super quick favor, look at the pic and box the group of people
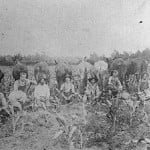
[1,61,150,122]
[0,70,50,115]
[0,68,123,113]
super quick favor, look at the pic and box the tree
[142,48,150,61]
[121,51,130,60]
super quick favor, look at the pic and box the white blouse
[34,84,50,99]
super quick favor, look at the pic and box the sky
[0,0,150,57]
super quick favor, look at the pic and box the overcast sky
[0,0,150,57]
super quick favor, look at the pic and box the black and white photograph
[1,0,150,149]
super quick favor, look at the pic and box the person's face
[65,77,70,83]
[130,75,133,79]
[113,71,118,77]
[40,78,45,85]
[20,73,27,80]
[91,79,96,85]
[143,74,148,79]
[74,76,79,81]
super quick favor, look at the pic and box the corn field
[0,60,150,150]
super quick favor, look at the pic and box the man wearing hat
[85,74,101,102]
[108,70,122,98]
[60,73,75,104]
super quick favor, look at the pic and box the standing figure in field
[73,73,81,94]
[127,74,138,94]
[84,75,101,103]
[34,74,50,109]
[60,73,75,104]
[138,72,150,97]
[0,70,9,123]
[108,70,122,98]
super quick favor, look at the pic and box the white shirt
[60,82,75,93]
[34,84,50,99]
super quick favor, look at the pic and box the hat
[73,73,80,77]
[65,73,72,79]
[88,75,98,83]
[110,70,118,76]
[142,72,149,78]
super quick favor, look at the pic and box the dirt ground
[0,65,81,150]
[0,115,104,150]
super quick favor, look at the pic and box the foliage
[1,49,150,149]
[0,53,81,66]
[12,63,28,80]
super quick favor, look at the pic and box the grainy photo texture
[1,0,150,150]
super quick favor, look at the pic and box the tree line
[0,48,150,66]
